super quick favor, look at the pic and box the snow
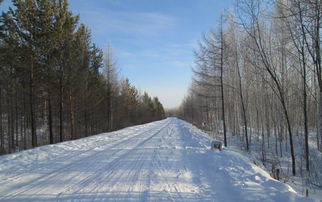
[206,127,322,201]
[0,118,313,201]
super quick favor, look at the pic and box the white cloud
[118,42,195,63]
[165,42,197,49]
[79,10,176,37]
[171,61,192,68]
[119,51,136,57]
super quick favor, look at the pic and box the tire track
[55,120,171,200]
[0,120,170,200]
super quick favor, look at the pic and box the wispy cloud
[119,50,163,58]
[165,42,197,49]
[118,42,194,70]
[119,51,136,57]
[79,10,176,37]
[171,61,192,68]
[119,42,195,58]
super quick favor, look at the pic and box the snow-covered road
[0,118,311,201]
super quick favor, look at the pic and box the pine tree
[0,0,165,154]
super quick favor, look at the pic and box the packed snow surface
[0,118,312,201]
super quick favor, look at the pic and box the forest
[177,0,322,191]
[0,0,165,155]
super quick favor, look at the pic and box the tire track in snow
[54,120,171,200]
[0,120,170,200]
[151,122,184,201]
[0,127,148,184]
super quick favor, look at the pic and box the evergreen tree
[0,0,165,154]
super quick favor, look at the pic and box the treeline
[0,0,165,154]
[178,0,321,179]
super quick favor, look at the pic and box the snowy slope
[0,118,312,201]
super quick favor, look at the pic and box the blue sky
[1,0,235,109]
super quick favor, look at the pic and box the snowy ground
[0,118,313,201]
[205,127,322,201]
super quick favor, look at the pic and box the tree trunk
[281,97,296,176]
[237,59,249,151]
[69,92,75,140]
[274,126,278,155]
[317,93,320,151]
[48,95,54,144]
[106,85,111,131]
[23,89,27,150]
[30,59,37,148]
[59,75,64,142]
[15,86,19,149]
[301,47,309,171]
[220,16,227,147]
[7,85,12,153]
[319,91,322,151]
[10,90,14,152]
[0,87,3,154]
[84,110,88,137]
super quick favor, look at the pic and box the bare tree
[238,0,297,175]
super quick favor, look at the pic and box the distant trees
[117,80,165,128]
[179,0,321,180]
[0,0,165,154]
